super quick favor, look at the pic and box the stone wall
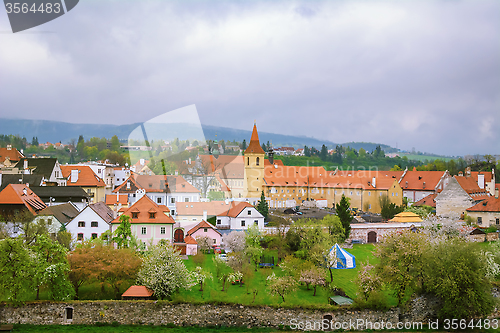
[0,301,402,329]
[435,178,474,218]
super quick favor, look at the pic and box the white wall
[67,207,111,242]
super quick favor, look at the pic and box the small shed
[468,228,486,242]
[121,285,155,300]
[389,212,422,223]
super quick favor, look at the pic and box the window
[91,221,98,227]
[149,212,156,219]
[217,219,221,225]
[213,239,216,244]
[241,220,246,227]
[287,189,289,193]
[254,220,258,225]
[256,157,260,166]
[185,198,189,202]
[496,218,499,225]
[171,198,175,204]
[141,227,147,234]
[171,210,175,215]
[368,192,371,196]
[91,233,97,239]
[350,191,352,195]
[47,218,52,225]
[77,233,83,240]
[204,228,208,232]
[157,197,162,204]
[477,217,482,224]
[132,212,138,219]
[160,227,165,234]
[78,221,85,227]
[368,204,371,210]
[247,157,249,166]
[248,210,251,215]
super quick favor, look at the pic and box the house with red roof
[0,145,24,167]
[399,169,450,204]
[216,201,264,230]
[112,195,175,246]
[0,184,46,217]
[66,202,114,242]
[60,165,106,203]
[186,220,222,246]
[435,175,490,218]
[113,174,200,217]
[413,193,438,208]
[466,194,500,227]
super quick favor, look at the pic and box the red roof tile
[112,195,174,224]
[105,194,128,205]
[219,201,255,217]
[467,197,500,212]
[413,193,437,208]
[0,184,46,214]
[0,147,24,164]
[400,171,447,191]
[122,285,154,297]
[184,235,198,245]
[60,165,105,187]
[187,220,221,236]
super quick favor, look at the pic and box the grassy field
[172,244,384,308]
[35,244,384,307]
[399,153,454,162]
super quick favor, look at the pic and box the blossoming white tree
[136,242,195,299]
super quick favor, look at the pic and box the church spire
[244,123,265,154]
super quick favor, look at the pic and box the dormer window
[149,212,156,219]
[132,212,138,219]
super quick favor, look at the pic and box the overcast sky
[0,0,499,156]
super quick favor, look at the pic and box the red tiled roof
[413,193,437,208]
[122,285,154,297]
[218,201,255,217]
[455,176,488,195]
[244,124,265,154]
[400,171,447,191]
[105,194,128,205]
[60,165,105,187]
[187,220,221,236]
[470,171,493,184]
[184,235,198,245]
[466,197,500,212]
[0,147,24,164]
[112,195,174,224]
[0,184,46,214]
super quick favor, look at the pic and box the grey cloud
[0,0,498,156]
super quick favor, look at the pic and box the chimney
[175,170,178,176]
[23,160,28,170]
[117,191,120,202]
[465,167,471,177]
[372,177,376,188]
[423,182,426,189]
[0,173,2,186]
[6,144,11,150]
[71,169,79,183]
[203,210,207,221]
[189,157,192,165]
[459,171,463,176]
[495,187,499,199]
[140,158,145,166]
[268,147,274,165]
[478,174,485,189]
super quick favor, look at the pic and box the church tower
[243,123,265,200]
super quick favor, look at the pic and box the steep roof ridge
[244,124,265,154]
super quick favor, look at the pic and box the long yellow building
[241,124,403,213]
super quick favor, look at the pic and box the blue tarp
[327,244,356,269]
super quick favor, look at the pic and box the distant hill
[0,117,396,153]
